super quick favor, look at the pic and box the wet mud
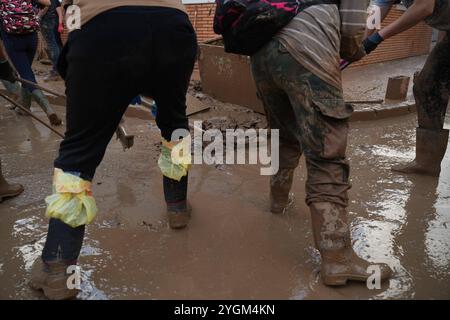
[0,94,449,299]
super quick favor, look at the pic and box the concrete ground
[0,95,449,299]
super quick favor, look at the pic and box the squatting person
[250,0,393,286]
[29,0,197,299]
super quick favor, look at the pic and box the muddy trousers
[41,7,197,262]
[251,40,351,207]
[414,32,450,130]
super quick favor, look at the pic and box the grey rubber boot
[392,128,449,177]
[14,88,32,115]
[31,89,62,126]
[2,80,21,108]
[310,202,392,286]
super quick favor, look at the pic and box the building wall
[352,8,432,67]
[185,2,217,43]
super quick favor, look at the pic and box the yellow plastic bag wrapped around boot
[45,168,98,228]
[158,137,191,181]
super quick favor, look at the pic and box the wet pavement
[342,55,427,102]
[0,101,449,300]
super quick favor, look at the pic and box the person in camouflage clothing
[251,0,393,286]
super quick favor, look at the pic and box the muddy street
[0,103,449,300]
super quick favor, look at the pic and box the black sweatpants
[41,7,196,262]
[54,6,197,179]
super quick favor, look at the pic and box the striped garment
[276,0,369,90]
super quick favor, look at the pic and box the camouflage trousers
[414,32,450,130]
[251,39,352,207]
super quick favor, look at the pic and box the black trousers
[54,6,197,179]
[41,7,196,262]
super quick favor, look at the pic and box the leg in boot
[310,202,392,286]
[30,218,85,300]
[251,51,303,214]
[14,88,32,116]
[1,80,22,108]
[152,33,196,228]
[392,33,450,176]
[30,89,62,126]
[300,111,392,286]
[271,168,295,213]
[271,136,301,213]
[0,158,24,202]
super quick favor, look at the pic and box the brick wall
[352,8,432,67]
[186,3,217,43]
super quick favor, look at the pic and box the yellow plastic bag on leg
[158,137,191,181]
[45,168,98,228]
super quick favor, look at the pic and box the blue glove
[363,32,384,54]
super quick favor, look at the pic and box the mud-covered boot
[270,168,295,214]
[392,128,449,177]
[29,258,79,300]
[31,89,62,126]
[310,202,392,286]
[167,201,191,229]
[163,175,190,229]
[0,159,24,202]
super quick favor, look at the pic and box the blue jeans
[0,31,38,92]
[41,18,62,73]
